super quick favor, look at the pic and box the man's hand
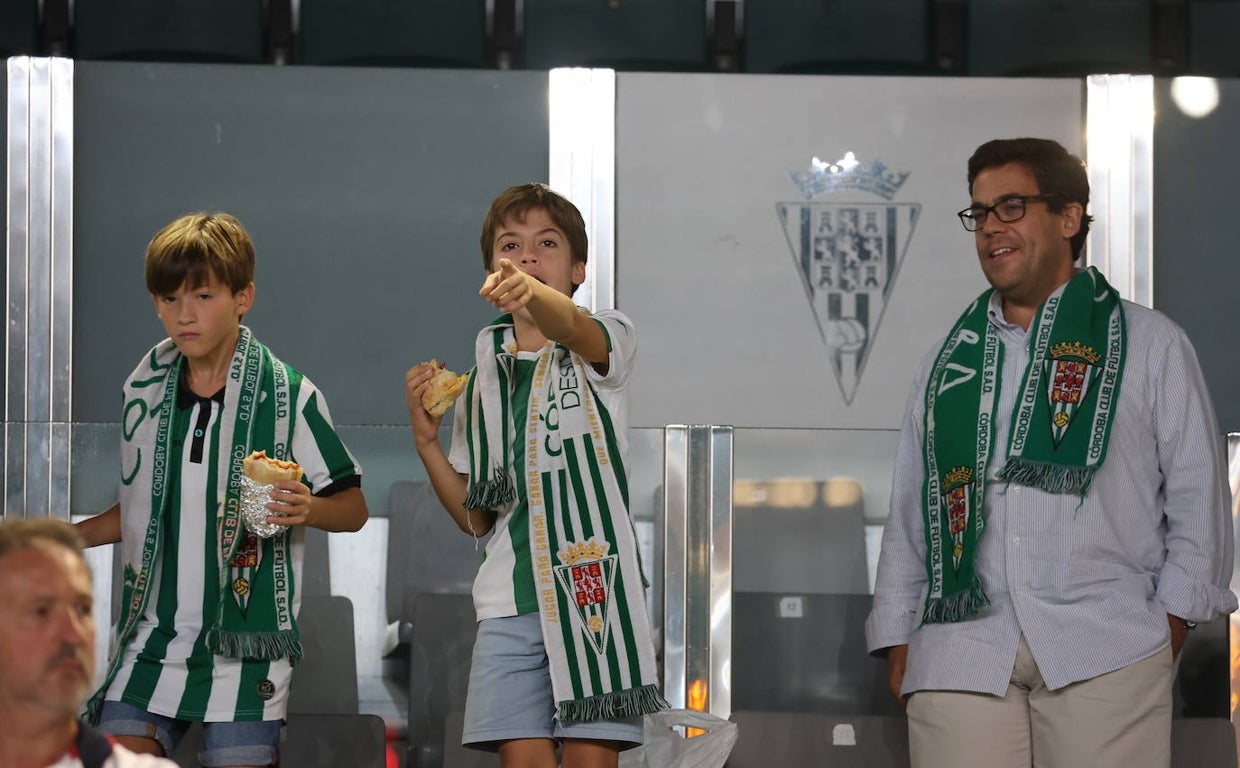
[1168,614,1190,659]
[480,258,538,313]
[885,644,910,709]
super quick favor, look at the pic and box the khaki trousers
[906,638,1173,768]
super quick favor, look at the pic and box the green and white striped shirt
[105,367,361,722]
[449,310,636,621]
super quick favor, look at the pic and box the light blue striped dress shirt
[866,288,1237,696]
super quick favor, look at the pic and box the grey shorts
[462,612,644,751]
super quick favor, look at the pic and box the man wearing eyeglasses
[866,137,1235,768]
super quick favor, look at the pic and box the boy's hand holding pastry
[265,479,313,527]
[240,451,312,534]
[405,359,467,445]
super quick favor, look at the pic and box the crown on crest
[790,152,910,201]
[1050,340,1101,364]
[943,465,973,488]
[558,538,611,565]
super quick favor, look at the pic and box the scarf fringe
[921,579,990,624]
[464,464,515,511]
[557,684,670,725]
[207,628,304,662]
[83,692,104,726]
[997,459,1096,496]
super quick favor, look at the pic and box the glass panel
[730,426,902,717]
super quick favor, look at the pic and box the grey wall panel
[72,62,549,426]
[616,73,1082,429]
[1152,78,1240,431]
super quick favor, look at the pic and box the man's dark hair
[967,138,1093,261]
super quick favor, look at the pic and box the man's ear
[1060,202,1084,240]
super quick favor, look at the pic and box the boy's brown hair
[479,184,588,275]
[145,212,256,296]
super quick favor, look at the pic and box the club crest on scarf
[778,153,920,404]
[1045,340,1101,447]
[941,466,974,571]
[229,532,261,615]
[554,538,618,656]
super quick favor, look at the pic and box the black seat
[299,0,488,68]
[743,0,931,75]
[386,480,481,624]
[442,710,500,767]
[0,0,39,57]
[406,593,478,768]
[522,0,708,71]
[289,594,359,715]
[1171,717,1238,768]
[967,0,1152,77]
[73,0,267,63]
[731,592,898,717]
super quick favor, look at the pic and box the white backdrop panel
[616,74,1082,429]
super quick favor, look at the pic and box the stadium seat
[1171,717,1239,768]
[522,0,708,71]
[299,0,488,68]
[0,0,39,57]
[385,480,480,625]
[406,592,477,768]
[1190,0,1240,76]
[968,0,1152,76]
[289,594,359,714]
[743,0,932,74]
[443,710,501,767]
[73,0,266,63]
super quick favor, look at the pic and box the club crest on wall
[778,153,920,404]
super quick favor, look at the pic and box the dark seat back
[73,0,267,63]
[407,593,478,768]
[386,480,481,623]
[289,594,359,714]
[299,0,488,68]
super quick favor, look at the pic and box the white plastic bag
[619,709,739,768]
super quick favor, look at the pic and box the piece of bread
[242,450,303,485]
[421,359,469,417]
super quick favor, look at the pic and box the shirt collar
[175,359,226,410]
[985,273,1077,331]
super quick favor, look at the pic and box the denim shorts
[98,699,281,767]
[462,612,644,751]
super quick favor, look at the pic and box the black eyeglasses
[957,194,1060,232]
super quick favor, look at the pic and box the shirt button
[1013,486,1023,495]
[1012,536,1021,545]
[1015,588,1026,596]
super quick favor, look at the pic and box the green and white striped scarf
[87,326,301,723]
[464,316,668,725]
[921,267,1126,623]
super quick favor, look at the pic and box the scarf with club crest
[463,314,668,724]
[920,267,1126,623]
[87,326,301,723]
